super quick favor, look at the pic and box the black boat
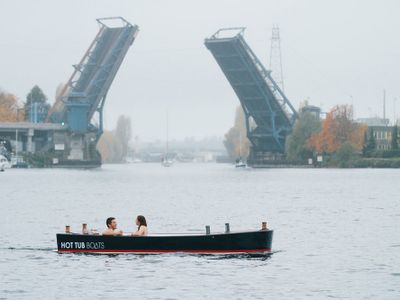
[56,228,273,254]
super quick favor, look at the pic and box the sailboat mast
[166,110,169,157]
[239,131,242,157]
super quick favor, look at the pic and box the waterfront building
[300,105,321,119]
[369,126,393,150]
[357,117,398,151]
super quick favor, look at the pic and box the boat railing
[60,229,271,237]
[62,222,271,236]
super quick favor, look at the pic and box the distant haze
[1,0,399,140]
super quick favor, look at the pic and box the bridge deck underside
[205,37,292,152]
[69,25,138,120]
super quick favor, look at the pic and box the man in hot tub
[102,217,123,236]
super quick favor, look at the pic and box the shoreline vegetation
[250,157,400,168]
[224,103,400,168]
[2,87,400,168]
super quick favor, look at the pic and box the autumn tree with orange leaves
[0,90,24,122]
[307,105,366,153]
[224,106,251,159]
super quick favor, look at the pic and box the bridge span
[205,28,297,165]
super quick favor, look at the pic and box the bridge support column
[27,129,34,153]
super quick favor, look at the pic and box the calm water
[1,164,399,299]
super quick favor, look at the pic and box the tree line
[0,85,49,122]
[287,103,399,166]
[224,102,400,167]
[1,85,132,163]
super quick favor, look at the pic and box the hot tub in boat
[56,229,273,254]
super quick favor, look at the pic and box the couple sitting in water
[102,215,148,236]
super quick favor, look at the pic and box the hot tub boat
[56,226,273,255]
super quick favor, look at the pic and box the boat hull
[56,230,273,254]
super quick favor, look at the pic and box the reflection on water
[1,164,400,299]
[205,252,274,261]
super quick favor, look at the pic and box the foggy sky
[1,0,400,140]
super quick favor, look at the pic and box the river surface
[0,164,399,299]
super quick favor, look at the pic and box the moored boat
[161,158,174,167]
[56,227,273,254]
[235,158,247,168]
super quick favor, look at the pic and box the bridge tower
[205,28,297,166]
[47,17,139,164]
[269,25,284,91]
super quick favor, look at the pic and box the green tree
[286,110,321,161]
[25,85,50,122]
[392,125,398,150]
[336,142,356,167]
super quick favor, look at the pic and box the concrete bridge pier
[27,128,34,153]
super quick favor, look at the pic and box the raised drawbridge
[205,28,297,165]
[48,17,138,136]
[46,17,139,164]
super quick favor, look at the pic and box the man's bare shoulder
[102,229,114,235]
[102,229,123,236]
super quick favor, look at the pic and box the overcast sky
[1,0,399,140]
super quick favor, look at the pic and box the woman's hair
[137,215,147,229]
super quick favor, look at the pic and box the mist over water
[1,164,399,299]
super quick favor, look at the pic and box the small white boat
[235,158,246,168]
[126,157,142,164]
[162,158,173,167]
